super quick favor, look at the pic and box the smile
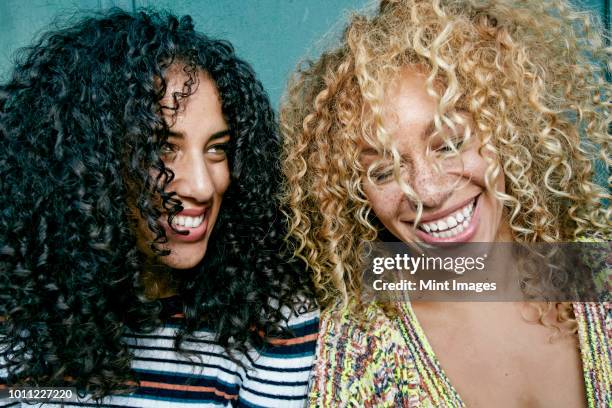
[172,214,205,228]
[165,208,210,242]
[406,194,482,244]
[418,198,475,238]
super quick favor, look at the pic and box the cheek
[465,147,506,193]
[495,170,506,194]
[363,182,401,224]
[454,148,491,188]
[210,162,230,196]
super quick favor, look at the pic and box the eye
[206,142,229,157]
[371,168,393,183]
[435,138,464,153]
[160,142,178,160]
[368,163,405,184]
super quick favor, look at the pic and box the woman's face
[136,68,231,269]
[361,66,511,244]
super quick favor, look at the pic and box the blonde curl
[281,0,611,314]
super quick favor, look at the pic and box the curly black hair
[0,8,313,398]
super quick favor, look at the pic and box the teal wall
[0,0,370,106]
[0,0,609,105]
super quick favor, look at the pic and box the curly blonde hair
[280,0,611,311]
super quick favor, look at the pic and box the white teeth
[416,197,477,237]
[437,220,448,231]
[172,214,204,228]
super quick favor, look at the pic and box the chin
[162,257,204,270]
[161,246,208,269]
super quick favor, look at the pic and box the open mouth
[164,208,210,242]
[171,213,206,229]
[417,197,476,239]
[406,194,481,243]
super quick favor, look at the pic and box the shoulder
[228,303,319,408]
[316,301,402,355]
[309,301,418,407]
[573,302,611,341]
[260,305,319,357]
[573,302,612,407]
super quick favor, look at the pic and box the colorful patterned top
[309,301,611,407]
[308,302,420,407]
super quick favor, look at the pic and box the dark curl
[0,9,313,398]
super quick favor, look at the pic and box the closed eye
[368,163,406,184]
[435,138,464,153]
[371,168,393,183]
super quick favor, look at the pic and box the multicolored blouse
[309,301,611,407]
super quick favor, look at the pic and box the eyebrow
[167,129,231,140]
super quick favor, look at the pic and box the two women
[2,1,610,407]
[281,0,610,406]
[0,10,316,407]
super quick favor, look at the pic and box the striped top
[309,301,611,407]
[1,296,319,408]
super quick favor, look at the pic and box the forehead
[159,66,224,129]
[159,65,209,108]
[381,66,436,131]
[359,66,437,153]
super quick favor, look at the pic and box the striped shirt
[1,296,319,408]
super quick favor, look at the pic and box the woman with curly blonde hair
[281,0,611,406]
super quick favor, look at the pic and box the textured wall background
[0,0,372,105]
[0,0,608,105]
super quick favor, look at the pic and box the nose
[408,157,453,209]
[169,152,214,203]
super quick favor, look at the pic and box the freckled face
[136,69,231,269]
[361,67,511,244]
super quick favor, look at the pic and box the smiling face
[136,68,231,269]
[361,66,512,244]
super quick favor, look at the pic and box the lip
[405,194,480,223]
[177,208,207,217]
[163,208,209,242]
[411,194,481,244]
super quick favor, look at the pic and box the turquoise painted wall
[0,0,370,105]
[0,0,608,105]
[0,0,610,105]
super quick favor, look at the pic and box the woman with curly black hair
[0,8,317,407]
